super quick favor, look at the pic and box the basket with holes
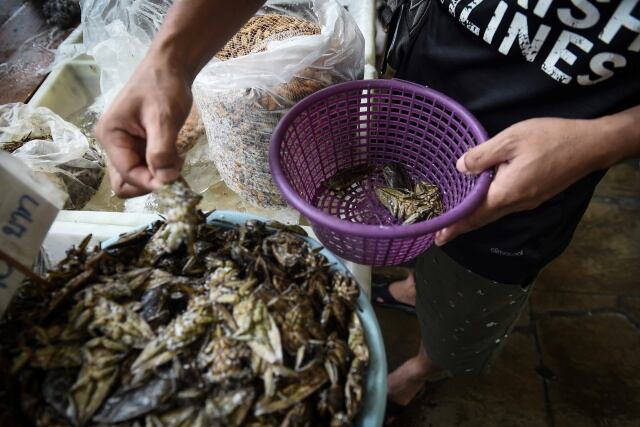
[269,79,493,266]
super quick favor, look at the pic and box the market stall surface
[375,160,640,426]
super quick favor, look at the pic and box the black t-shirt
[397,0,640,284]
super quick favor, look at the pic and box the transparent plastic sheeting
[0,103,105,210]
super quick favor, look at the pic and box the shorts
[415,245,533,376]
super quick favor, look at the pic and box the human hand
[435,117,610,246]
[95,57,193,198]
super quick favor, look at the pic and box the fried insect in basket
[376,163,444,224]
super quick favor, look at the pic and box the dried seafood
[374,163,443,224]
[0,180,369,426]
[376,181,444,224]
[323,162,444,225]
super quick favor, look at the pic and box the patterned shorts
[414,245,533,375]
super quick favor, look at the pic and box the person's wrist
[146,38,198,84]
[584,114,634,170]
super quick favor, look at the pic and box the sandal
[372,281,416,315]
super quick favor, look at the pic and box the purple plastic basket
[269,79,492,266]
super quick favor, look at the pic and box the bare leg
[384,271,417,307]
[385,343,442,423]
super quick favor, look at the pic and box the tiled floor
[375,161,640,426]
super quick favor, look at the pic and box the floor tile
[531,291,617,314]
[595,161,640,199]
[398,332,548,427]
[536,201,640,296]
[537,313,640,426]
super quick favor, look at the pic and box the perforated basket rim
[269,78,493,239]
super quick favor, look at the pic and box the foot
[386,273,416,307]
[387,355,432,408]
[385,347,442,425]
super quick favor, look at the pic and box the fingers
[97,108,183,196]
[457,132,515,175]
[107,165,149,198]
[439,130,522,243]
[142,108,184,188]
[435,184,511,246]
[99,128,156,194]
[94,64,192,197]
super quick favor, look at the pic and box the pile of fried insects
[0,180,369,427]
[327,163,444,225]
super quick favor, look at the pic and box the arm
[435,105,640,246]
[96,0,265,197]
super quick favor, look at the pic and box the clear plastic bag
[193,0,364,207]
[80,0,172,112]
[0,103,105,210]
[50,26,87,71]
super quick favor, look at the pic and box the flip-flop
[372,281,416,315]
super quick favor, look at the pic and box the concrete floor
[374,160,640,427]
[0,1,75,104]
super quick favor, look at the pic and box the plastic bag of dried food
[0,103,105,210]
[193,0,364,207]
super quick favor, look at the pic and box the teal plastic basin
[101,210,387,426]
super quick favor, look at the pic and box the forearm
[146,0,265,82]
[589,105,640,170]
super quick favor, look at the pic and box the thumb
[457,135,513,175]
[144,116,183,187]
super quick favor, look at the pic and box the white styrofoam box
[42,210,160,263]
[28,59,100,121]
